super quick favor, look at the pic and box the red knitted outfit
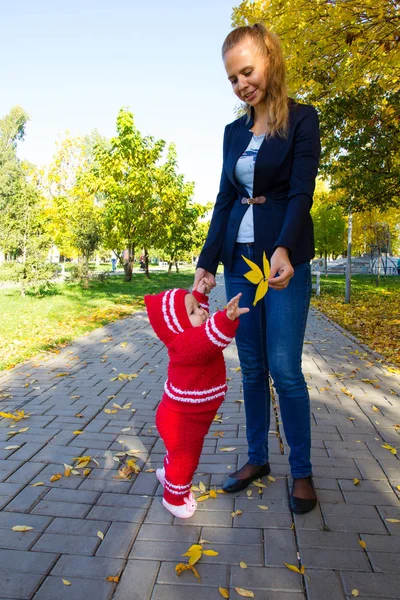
[145,288,238,505]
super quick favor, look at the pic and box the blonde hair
[222,23,289,138]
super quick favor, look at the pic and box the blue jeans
[224,243,312,478]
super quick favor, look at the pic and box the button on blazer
[197,100,321,274]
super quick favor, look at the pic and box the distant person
[397,258,400,275]
[111,257,117,272]
[194,23,320,514]
[145,279,248,518]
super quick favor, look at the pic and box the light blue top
[234,134,265,243]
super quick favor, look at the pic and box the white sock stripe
[210,314,233,343]
[169,289,184,333]
[164,381,226,403]
[205,320,226,348]
[164,478,191,490]
[199,302,208,309]
[168,380,227,396]
[162,290,179,334]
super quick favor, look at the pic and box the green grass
[0,271,195,371]
[311,274,400,366]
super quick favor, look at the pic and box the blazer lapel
[225,120,252,198]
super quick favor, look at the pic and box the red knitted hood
[144,288,192,345]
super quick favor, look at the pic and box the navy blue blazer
[197,100,321,274]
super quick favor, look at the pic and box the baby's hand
[226,293,250,321]
[196,277,212,295]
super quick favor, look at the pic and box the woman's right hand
[193,268,216,291]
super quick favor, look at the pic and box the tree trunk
[144,249,149,278]
[175,261,179,273]
[345,209,352,304]
[168,262,173,274]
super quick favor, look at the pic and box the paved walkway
[0,279,399,600]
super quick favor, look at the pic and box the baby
[145,279,248,518]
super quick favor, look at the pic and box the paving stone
[326,516,387,534]
[360,534,400,552]
[51,555,124,579]
[299,547,371,570]
[157,562,229,587]
[44,488,100,504]
[137,524,200,543]
[151,585,231,599]
[0,548,58,573]
[0,511,51,531]
[112,560,159,600]
[96,492,151,509]
[5,462,46,484]
[340,571,400,598]
[32,532,100,555]
[201,526,262,545]
[0,570,45,599]
[297,530,361,549]
[0,526,41,550]
[46,517,111,537]
[96,522,140,558]
[230,565,303,592]
[368,552,400,573]
[305,569,346,600]
[31,499,90,518]
[34,576,115,600]
[86,505,146,523]
[3,485,50,512]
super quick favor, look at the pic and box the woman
[194,24,320,514]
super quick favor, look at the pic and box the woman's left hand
[268,247,294,290]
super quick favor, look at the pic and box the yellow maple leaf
[242,251,270,306]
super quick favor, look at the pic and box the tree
[40,133,107,260]
[231,1,400,211]
[92,109,166,278]
[232,1,399,100]
[0,107,55,294]
[311,183,346,267]
[150,144,207,272]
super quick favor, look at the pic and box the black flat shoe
[289,476,317,514]
[222,462,271,493]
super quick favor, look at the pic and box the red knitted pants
[155,401,217,506]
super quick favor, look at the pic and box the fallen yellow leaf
[353,478,360,486]
[209,490,217,499]
[240,561,248,568]
[97,531,104,540]
[31,482,45,487]
[219,587,229,599]
[359,540,367,549]
[62,579,72,586]
[106,575,120,583]
[175,563,200,579]
[73,430,84,435]
[196,494,210,502]
[12,525,33,532]
[258,505,269,510]
[203,550,219,556]
[235,587,255,598]
[351,591,359,597]
[386,518,400,523]
[220,447,237,452]
[284,563,305,574]
[50,473,63,482]
[4,445,20,450]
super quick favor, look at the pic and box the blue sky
[1,0,241,204]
